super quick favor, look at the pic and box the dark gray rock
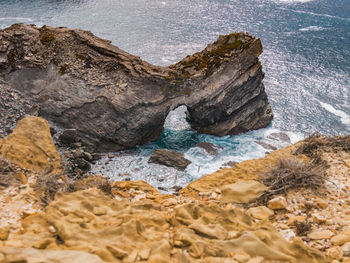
[255,141,278,151]
[148,149,191,171]
[196,142,219,155]
[267,132,291,144]
[0,24,273,152]
[222,161,238,167]
[59,129,77,145]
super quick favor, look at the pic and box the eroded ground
[0,116,349,263]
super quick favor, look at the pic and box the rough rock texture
[0,247,105,263]
[2,189,324,263]
[219,180,267,203]
[196,142,219,155]
[3,118,350,262]
[148,149,191,171]
[0,24,272,152]
[0,116,61,172]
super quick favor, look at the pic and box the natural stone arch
[0,24,273,152]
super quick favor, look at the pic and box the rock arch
[0,24,273,152]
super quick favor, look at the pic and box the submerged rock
[148,149,191,171]
[196,141,220,155]
[268,132,291,144]
[0,24,272,152]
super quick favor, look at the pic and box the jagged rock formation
[2,189,325,263]
[0,24,272,152]
[3,117,350,262]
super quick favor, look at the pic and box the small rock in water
[267,132,291,144]
[195,142,219,155]
[148,149,191,171]
[222,161,238,167]
[255,141,277,151]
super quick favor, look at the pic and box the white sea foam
[319,101,350,125]
[299,26,325,32]
[164,105,191,131]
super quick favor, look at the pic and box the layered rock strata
[0,24,272,152]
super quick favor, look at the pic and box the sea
[1,0,349,192]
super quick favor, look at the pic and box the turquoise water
[1,0,349,192]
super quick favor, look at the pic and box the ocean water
[1,0,349,192]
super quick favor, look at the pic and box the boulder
[0,24,273,152]
[148,149,191,171]
[220,180,266,203]
[267,132,291,144]
[196,142,219,155]
[0,116,61,172]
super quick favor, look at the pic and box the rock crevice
[0,24,273,151]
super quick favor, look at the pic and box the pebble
[268,196,288,210]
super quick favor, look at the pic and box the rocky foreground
[0,24,272,152]
[1,116,350,263]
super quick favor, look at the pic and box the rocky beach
[0,20,349,263]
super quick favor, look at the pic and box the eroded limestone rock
[3,189,325,262]
[0,116,61,172]
[0,24,272,152]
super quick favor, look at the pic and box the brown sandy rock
[220,180,266,203]
[288,215,306,226]
[0,247,105,263]
[3,189,326,262]
[248,206,274,220]
[326,246,343,261]
[342,242,350,257]
[308,230,333,240]
[0,116,61,172]
[331,229,350,246]
[268,196,288,210]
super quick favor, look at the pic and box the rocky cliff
[3,117,350,262]
[0,24,272,152]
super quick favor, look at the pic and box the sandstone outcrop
[0,24,272,152]
[2,189,325,263]
[0,116,61,172]
[2,118,350,262]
